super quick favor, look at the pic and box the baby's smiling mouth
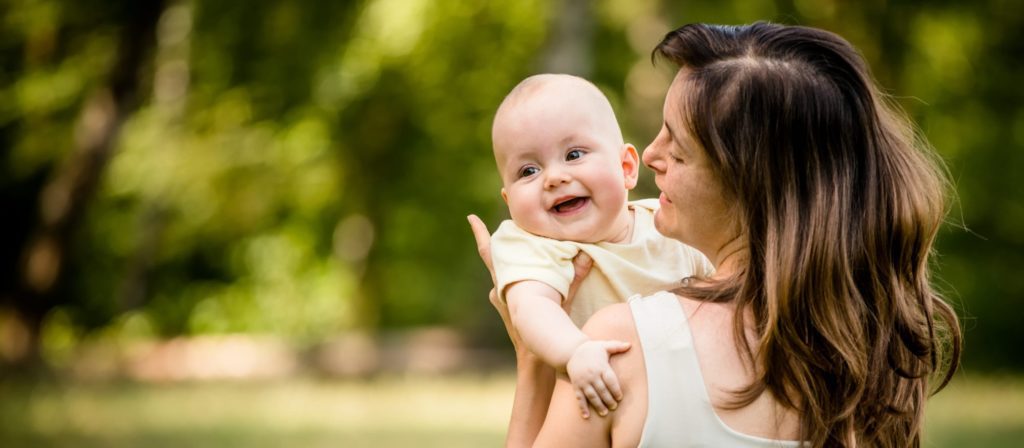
[552,196,590,214]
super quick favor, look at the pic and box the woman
[470,22,961,447]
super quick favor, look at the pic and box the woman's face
[642,70,739,267]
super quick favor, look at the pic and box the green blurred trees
[0,0,1021,371]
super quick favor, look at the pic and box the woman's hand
[466,215,593,352]
[468,214,599,446]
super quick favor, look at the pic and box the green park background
[1,0,1022,446]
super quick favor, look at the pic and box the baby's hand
[566,340,631,418]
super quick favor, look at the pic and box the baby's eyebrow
[558,132,584,147]
[503,152,536,172]
[505,149,537,164]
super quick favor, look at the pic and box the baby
[489,74,712,416]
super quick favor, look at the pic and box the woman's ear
[621,144,640,189]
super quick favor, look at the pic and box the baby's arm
[506,280,630,418]
[506,280,586,367]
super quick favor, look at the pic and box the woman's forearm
[506,350,556,448]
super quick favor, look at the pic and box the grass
[0,373,513,447]
[0,372,1021,447]
[923,373,1024,447]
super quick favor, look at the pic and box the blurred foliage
[0,0,1021,371]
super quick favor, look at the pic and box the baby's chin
[521,223,606,244]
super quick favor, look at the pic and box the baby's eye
[519,166,539,178]
[566,149,584,161]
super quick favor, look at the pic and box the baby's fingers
[574,387,591,419]
[584,384,610,417]
[603,369,624,402]
[594,377,619,411]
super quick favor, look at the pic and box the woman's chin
[652,213,677,240]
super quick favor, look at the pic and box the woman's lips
[659,192,672,205]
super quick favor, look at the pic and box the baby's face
[493,89,637,243]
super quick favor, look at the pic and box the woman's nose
[642,143,663,173]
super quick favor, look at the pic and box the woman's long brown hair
[656,23,961,447]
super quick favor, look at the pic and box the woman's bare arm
[533,303,646,448]
[468,215,595,447]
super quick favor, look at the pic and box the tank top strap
[628,291,803,447]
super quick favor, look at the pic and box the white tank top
[629,291,803,447]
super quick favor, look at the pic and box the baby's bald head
[491,74,624,178]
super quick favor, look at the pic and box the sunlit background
[1,0,1022,446]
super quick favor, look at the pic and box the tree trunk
[541,0,593,76]
[10,1,165,369]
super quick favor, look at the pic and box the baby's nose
[544,167,571,188]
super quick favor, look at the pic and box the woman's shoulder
[580,302,637,341]
[581,291,682,341]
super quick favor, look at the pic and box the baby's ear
[500,188,509,204]
[621,144,639,189]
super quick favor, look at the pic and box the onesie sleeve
[491,220,578,303]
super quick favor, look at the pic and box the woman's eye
[670,149,685,163]
[566,149,583,161]
[519,166,539,178]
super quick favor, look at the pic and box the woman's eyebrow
[665,120,694,156]
[664,121,679,144]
